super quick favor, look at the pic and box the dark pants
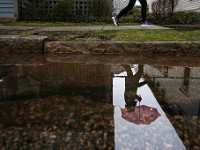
[116,0,147,23]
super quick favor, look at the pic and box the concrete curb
[0,35,200,56]
[0,35,47,53]
[44,41,200,56]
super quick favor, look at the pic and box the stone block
[0,35,47,53]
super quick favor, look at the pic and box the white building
[149,0,200,13]
[175,0,200,12]
[0,0,32,22]
[0,0,18,22]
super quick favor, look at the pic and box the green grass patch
[6,21,110,27]
[3,27,200,41]
[55,30,200,41]
[6,21,136,27]
[113,30,200,41]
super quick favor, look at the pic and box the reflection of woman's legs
[137,65,144,75]
[123,65,133,76]
[138,0,147,22]
[116,0,136,19]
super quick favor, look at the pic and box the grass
[2,22,200,41]
[6,21,136,27]
[50,30,200,41]
[6,21,112,26]
[5,30,200,42]
[113,30,200,41]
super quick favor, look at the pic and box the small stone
[53,125,57,130]
[50,135,56,139]
[164,143,173,148]
[65,137,71,142]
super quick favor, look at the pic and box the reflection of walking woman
[124,65,146,112]
[112,0,149,27]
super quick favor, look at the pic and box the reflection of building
[0,63,113,102]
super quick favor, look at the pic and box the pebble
[50,135,56,139]
[164,143,173,149]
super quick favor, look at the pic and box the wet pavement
[0,54,199,150]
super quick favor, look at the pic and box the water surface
[0,54,199,150]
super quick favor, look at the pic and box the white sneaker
[112,17,119,27]
[141,21,151,27]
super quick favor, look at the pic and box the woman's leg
[116,0,136,19]
[138,0,147,22]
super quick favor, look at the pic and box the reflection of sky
[113,68,186,150]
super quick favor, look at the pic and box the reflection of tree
[123,65,146,111]
[179,67,190,97]
[198,101,200,135]
[183,67,190,92]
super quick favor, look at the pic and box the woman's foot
[141,21,151,27]
[112,17,119,27]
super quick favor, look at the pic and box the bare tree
[152,0,179,17]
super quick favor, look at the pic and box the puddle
[0,54,199,150]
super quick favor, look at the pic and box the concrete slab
[35,26,104,32]
[36,25,171,32]
[0,25,171,32]
[103,25,171,30]
[0,26,37,31]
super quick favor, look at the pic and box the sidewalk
[0,25,171,31]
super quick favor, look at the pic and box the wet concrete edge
[44,41,200,56]
[0,35,200,56]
